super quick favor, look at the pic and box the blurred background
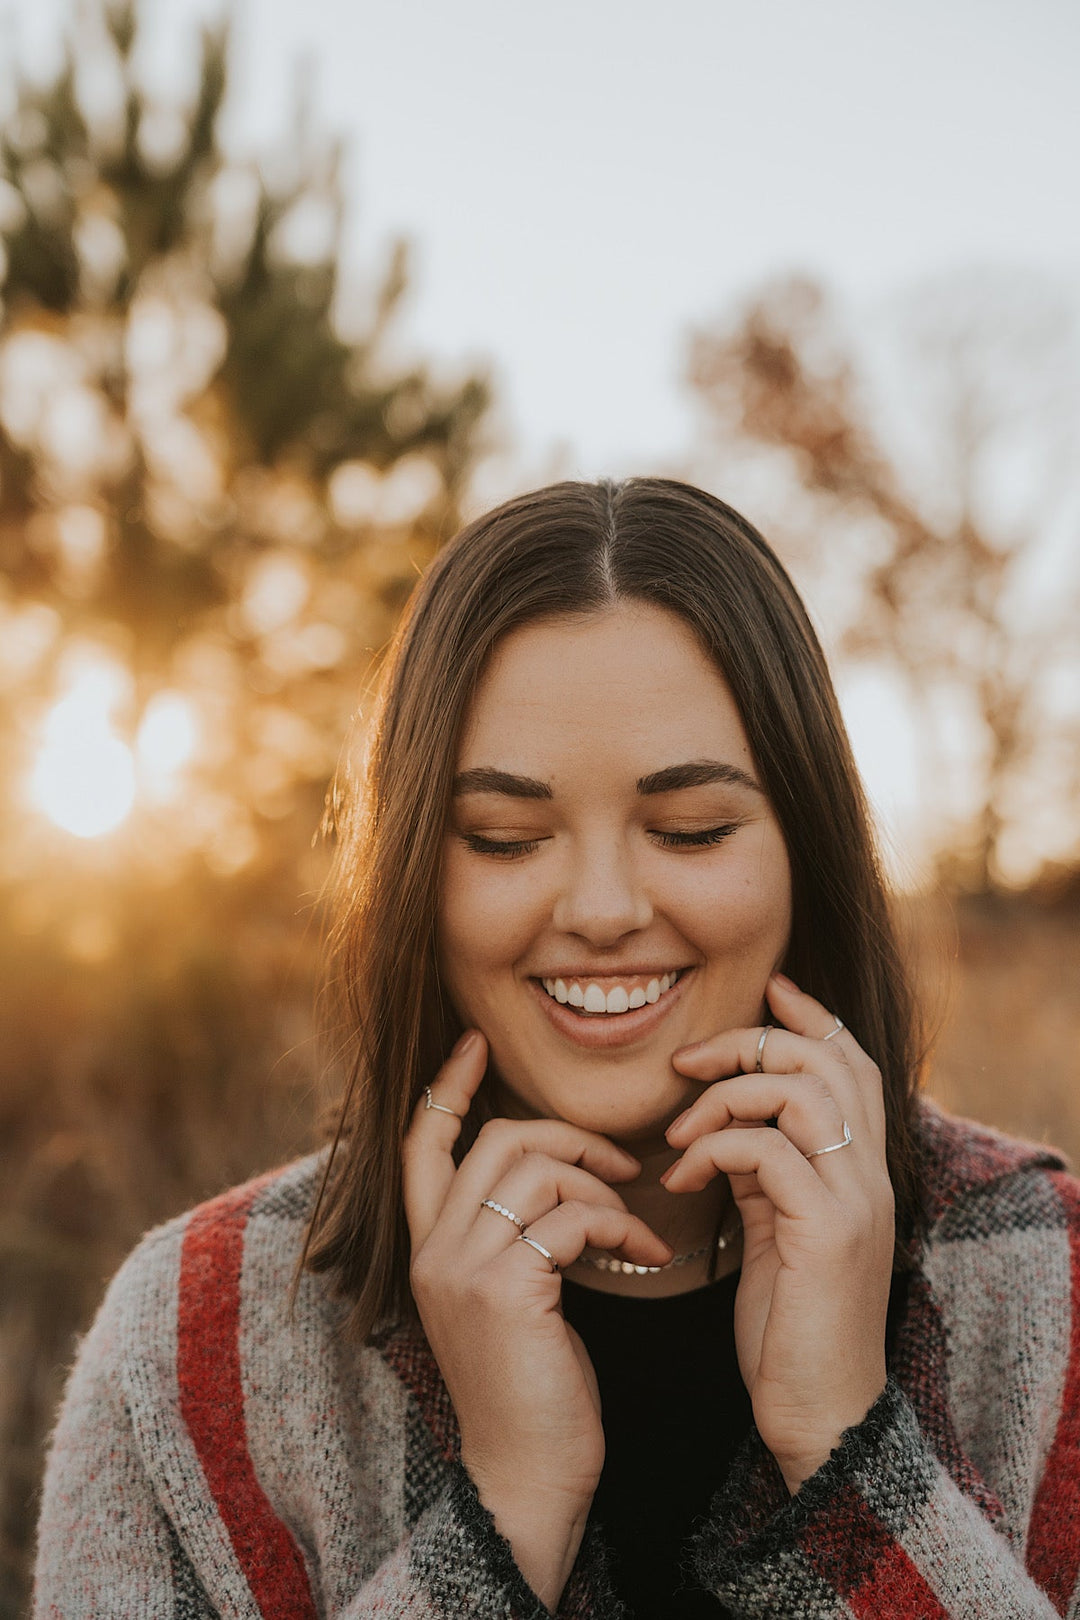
[0,0,1077,1610]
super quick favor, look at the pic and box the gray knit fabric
[33,1102,1080,1618]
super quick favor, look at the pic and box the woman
[35,480,1080,1618]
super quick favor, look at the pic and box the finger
[501,1200,672,1275]
[471,1157,631,1255]
[402,1030,488,1245]
[440,1118,640,1236]
[766,973,885,1133]
[671,1021,852,1085]
[671,999,881,1142]
[662,1124,835,1219]
[665,1073,852,1171]
[672,1023,868,1134]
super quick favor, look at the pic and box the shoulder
[91,1152,329,1372]
[913,1094,1079,1245]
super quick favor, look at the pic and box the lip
[533,966,688,985]
[528,968,692,1050]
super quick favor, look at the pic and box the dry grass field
[0,887,1076,1616]
[915,891,1080,1168]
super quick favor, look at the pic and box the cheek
[437,848,542,1003]
[672,832,791,957]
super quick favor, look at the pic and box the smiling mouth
[538,970,686,1016]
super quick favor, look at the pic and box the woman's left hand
[663,970,895,1494]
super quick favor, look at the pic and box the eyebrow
[451,759,761,799]
[452,767,553,800]
[635,759,762,796]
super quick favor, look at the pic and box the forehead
[459,604,755,772]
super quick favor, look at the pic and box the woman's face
[437,602,793,1147]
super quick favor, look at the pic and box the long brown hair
[304,478,925,1335]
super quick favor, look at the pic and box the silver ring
[822,1016,845,1042]
[755,1025,773,1073]
[480,1198,527,1234]
[424,1085,461,1119]
[805,1119,853,1159]
[518,1235,559,1273]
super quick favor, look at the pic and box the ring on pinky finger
[518,1234,559,1272]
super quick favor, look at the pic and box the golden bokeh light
[26,660,204,839]
[29,664,137,838]
[135,689,199,799]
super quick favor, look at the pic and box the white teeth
[540,971,682,1013]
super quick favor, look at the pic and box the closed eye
[651,823,740,849]
[461,824,741,858]
[460,832,543,859]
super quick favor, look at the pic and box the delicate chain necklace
[574,1211,741,1276]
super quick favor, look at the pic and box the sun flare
[29,663,137,838]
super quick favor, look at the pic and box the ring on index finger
[424,1085,462,1119]
[755,1025,773,1073]
[822,1015,845,1042]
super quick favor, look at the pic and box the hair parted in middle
[304,477,924,1337]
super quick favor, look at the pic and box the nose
[550,835,653,945]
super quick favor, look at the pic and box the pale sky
[5,0,1078,473]
[3,0,1078,877]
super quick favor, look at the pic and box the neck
[564,1138,740,1298]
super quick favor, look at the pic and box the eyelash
[461,824,740,860]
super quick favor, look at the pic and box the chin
[545,1090,687,1150]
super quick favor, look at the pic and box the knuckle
[518,1148,551,1178]
[409,1249,438,1298]
[765,1129,796,1162]
[477,1116,514,1148]
[464,1270,500,1308]
[799,1073,834,1110]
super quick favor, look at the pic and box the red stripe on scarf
[802,1484,950,1619]
[847,1540,951,1619]
[178,1177,318,1620]
[1027,1173,1080,1614]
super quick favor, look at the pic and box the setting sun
[28,663,137,839]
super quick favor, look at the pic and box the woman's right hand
[403,1029,671,1607]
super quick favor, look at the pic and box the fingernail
[666,1109,690,1137]
[452,1029,480,1056]
[771,971,798,991]
[673,1040,705,1058]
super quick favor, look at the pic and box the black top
[562,1270,749,1619]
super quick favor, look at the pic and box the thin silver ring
[480,1198,527,1234]
[424,1085,461,1119]
[518,1235,559,1273]
[755,1025,773,1073]
[822,1016,845,1042]
[805,1119,853,1159]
